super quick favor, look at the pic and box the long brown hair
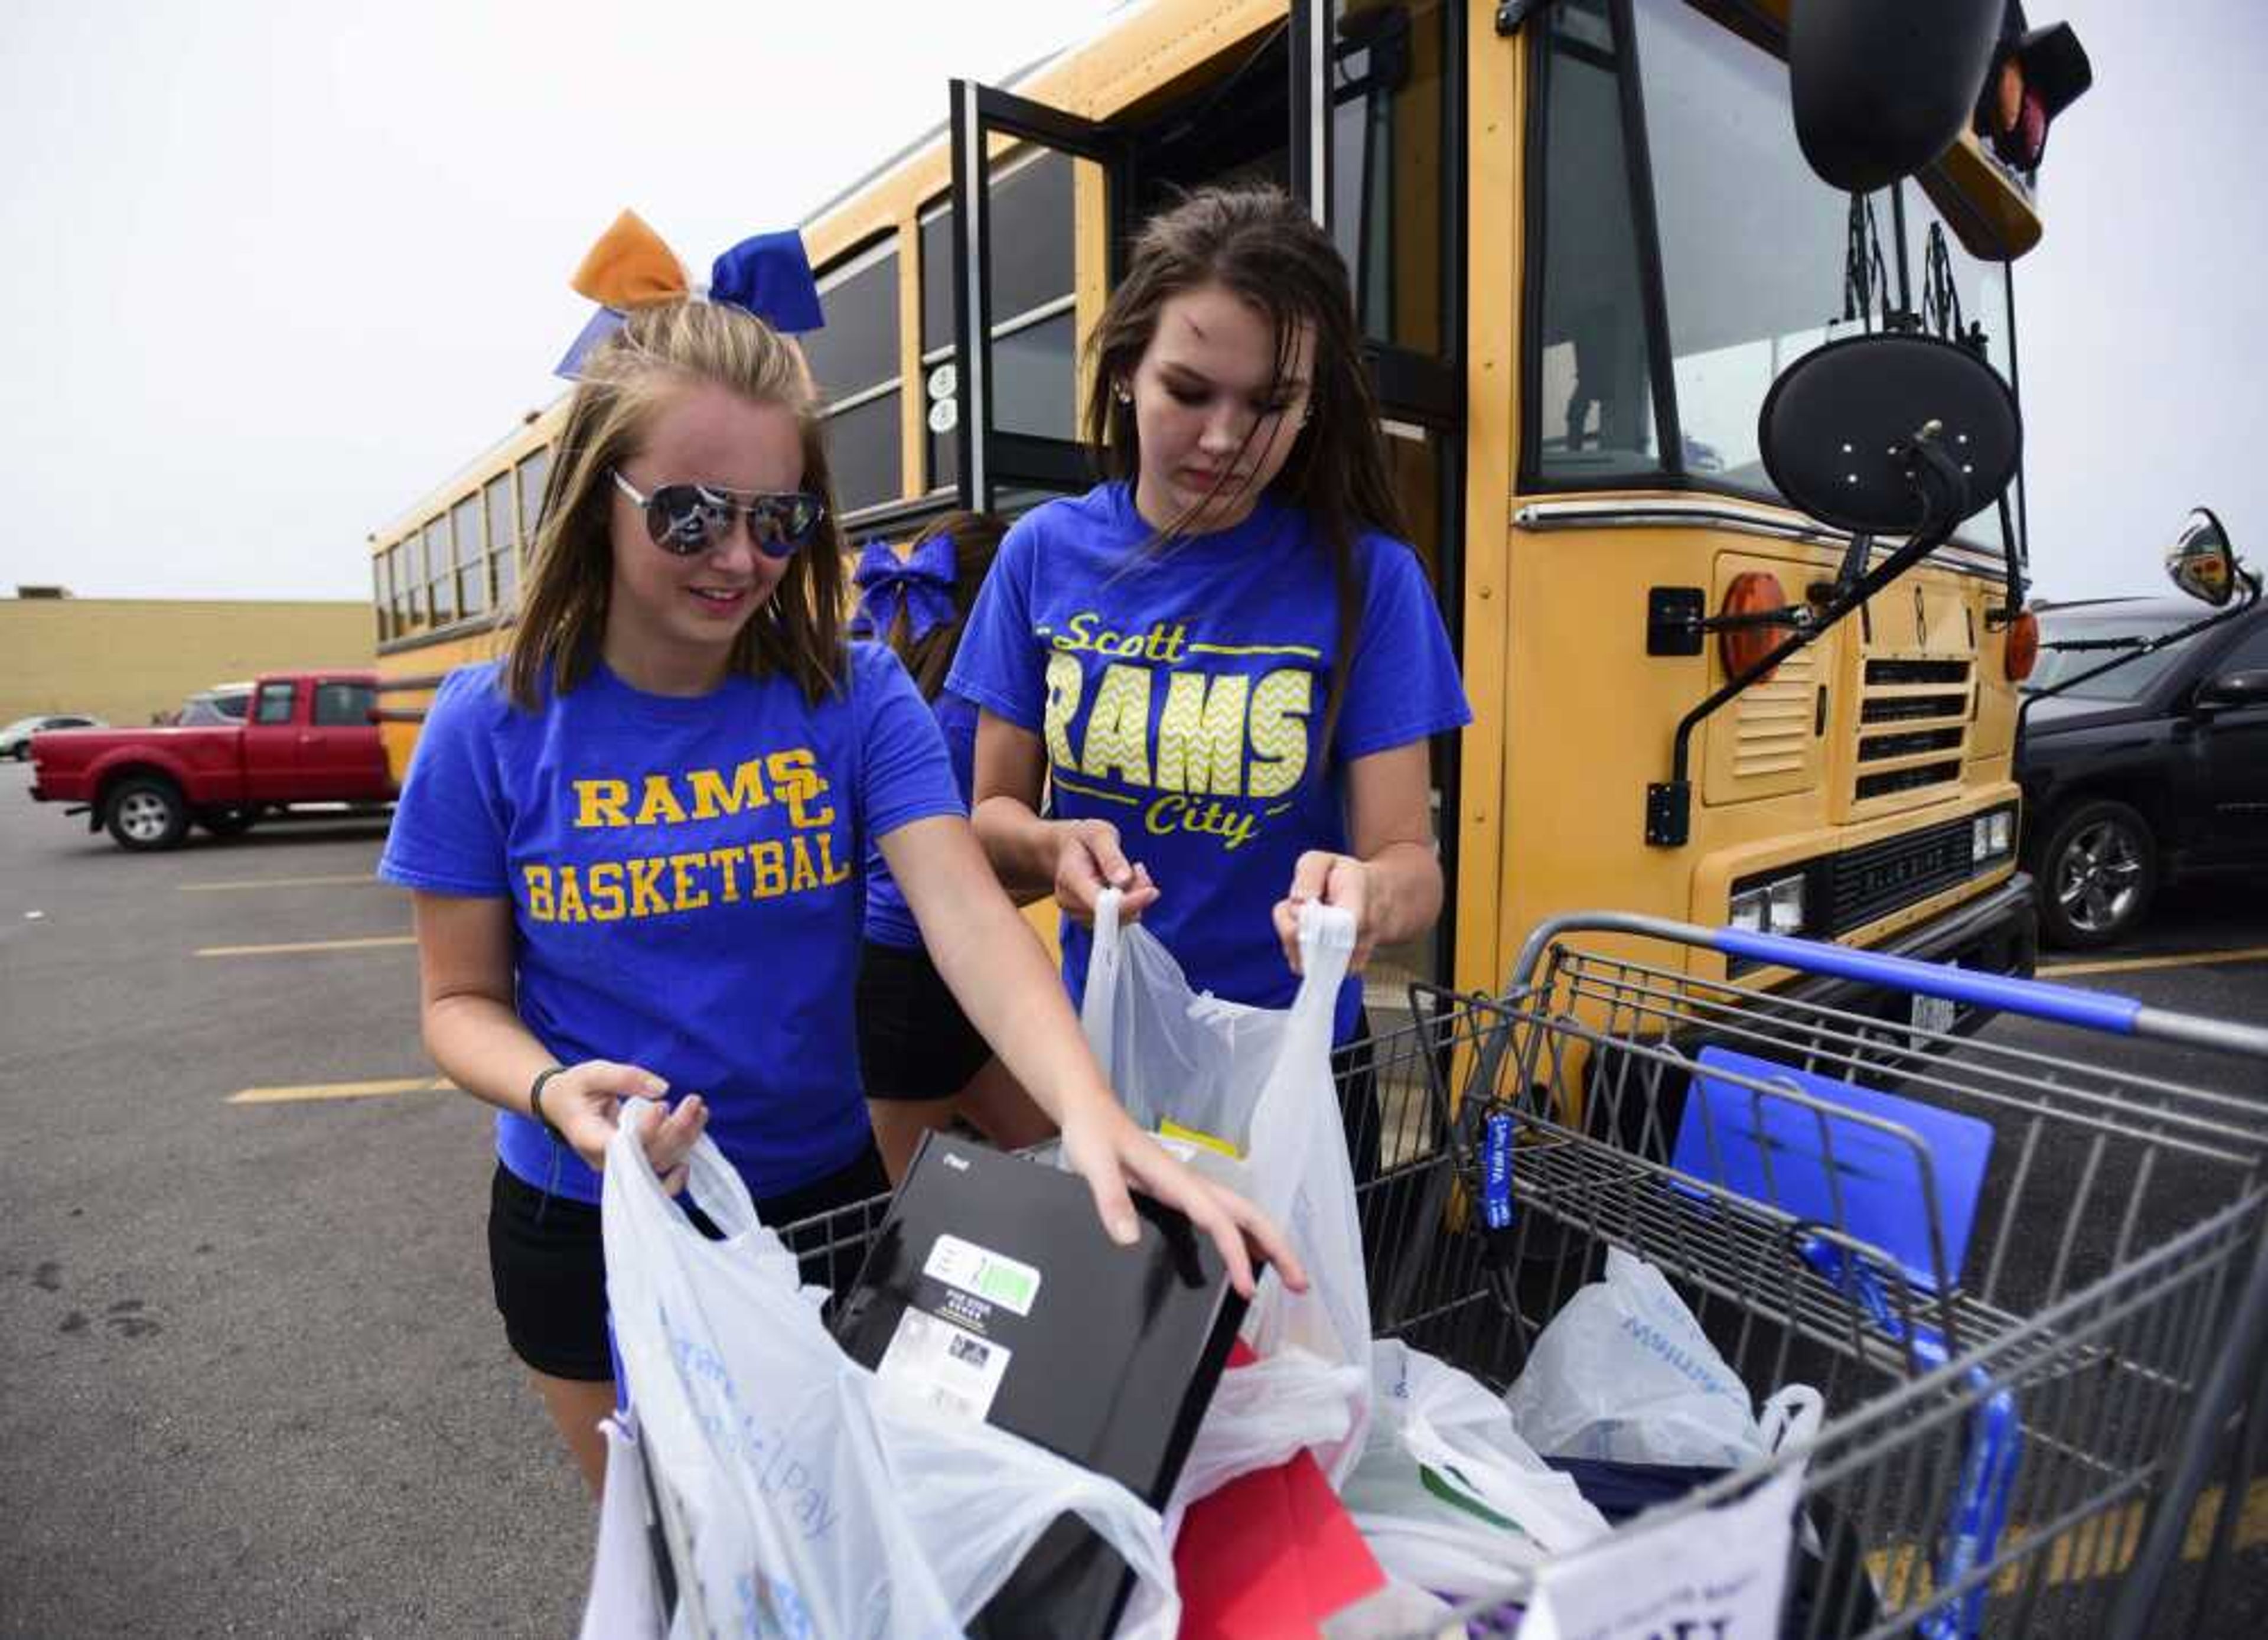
[863,510,1007,701]
[506,300,849,710]
[1082,184,1406,760]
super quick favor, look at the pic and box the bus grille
[1826,815,1976,933]
[1852,658,1972,808]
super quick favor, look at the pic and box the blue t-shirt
[947,482,1471,1042]
[862,686,976,951]
[377,645,960,1204]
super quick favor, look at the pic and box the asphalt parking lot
[1,757,2263,1637]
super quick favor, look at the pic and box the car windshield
[2028,611,2200,699]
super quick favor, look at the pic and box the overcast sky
[2,1,2260,608]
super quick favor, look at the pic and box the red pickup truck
[28,671,397,851]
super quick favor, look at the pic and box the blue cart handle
[1508,912,2268,1056]
[1714,926,2137,1034]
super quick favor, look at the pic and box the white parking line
[195,935,415,957]
[179,874,384,893]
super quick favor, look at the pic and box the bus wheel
[106,777,190,851]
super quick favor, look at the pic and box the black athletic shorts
[855,938,994,1102]
[486,1142,889,1382]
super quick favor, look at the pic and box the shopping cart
[770,913,2268,1638]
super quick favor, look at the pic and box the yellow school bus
[370,0,2060,1027]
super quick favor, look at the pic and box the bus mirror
[2165,509,2249,609]
[1758,331,2020,536]
[1788,0,2002,192]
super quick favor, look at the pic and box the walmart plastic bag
[1081,890,1371,1483]
[600,1102,1179,1639]
[1341,1339,1610,1600]
[1504,1248,1767,1469]
[578,1411,666,1640]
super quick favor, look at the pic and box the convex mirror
[2164,507,2250,608]
[1790,0,2003,191]
[1758,331,2021,536]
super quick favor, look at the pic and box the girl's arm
[881,813,1305,1300]
[409,891,707,1187]
[970,710,1159,922]
[1270,739,1443,974]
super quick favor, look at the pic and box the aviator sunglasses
[611,470,826,559]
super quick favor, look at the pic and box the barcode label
[923,1233,1042,1317]
[875,1308,1012,1422]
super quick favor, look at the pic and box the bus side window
[1530,0,1663,480]
[423,516,455,625]
[1331,0,1452,362]
[919,147,1078,502]
[452,493,489,619]
[804,238,904,520]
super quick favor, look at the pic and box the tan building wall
[0,598,376,727]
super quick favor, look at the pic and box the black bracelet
[527,1066,569,1146]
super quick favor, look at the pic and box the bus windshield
[1534,0,2025,560]
[1634,0,1859,495]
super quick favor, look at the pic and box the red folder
[1172,1343,1387,1639]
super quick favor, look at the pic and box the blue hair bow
[850,534,957,642]
[709,231,824,333]
[553,213,826,380]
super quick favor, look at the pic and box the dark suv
[2018,597,2268,947]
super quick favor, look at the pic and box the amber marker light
[1719,571,1790,681]
[2005,608,2039,682]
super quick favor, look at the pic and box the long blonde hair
[506,300,849,709]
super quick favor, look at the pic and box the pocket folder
[1671,1046,1995,1293]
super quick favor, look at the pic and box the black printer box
[831,1133,1248,1639]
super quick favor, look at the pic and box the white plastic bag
[578,1411,667,1640]
[601,1102,1179,1639]
[1080,890,1372,1483]
[1504,1248,1766,1469]
[1341,1339,1609,1600]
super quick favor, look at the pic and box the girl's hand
[540,1060,708,1195]
[1056,1101,1308,1300]
[1273,850,1375,975]
[1054,819,1161,925]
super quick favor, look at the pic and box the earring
[1113,383,1133,404]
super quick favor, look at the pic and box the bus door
[1301,0,1468,1007]
[945,81,1132,515]
[950,2,1468,1001]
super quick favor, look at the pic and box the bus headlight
[1731,872,1807,935]
[1972,808,2015,863]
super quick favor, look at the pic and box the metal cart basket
[771,913,2268,1638]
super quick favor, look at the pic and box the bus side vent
[1865,659,1970,685]
[1731,646,1817,779]
[1856,760,1965,802]
[1852,657,1972,807]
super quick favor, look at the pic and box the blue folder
[1670,1046,1995,1294]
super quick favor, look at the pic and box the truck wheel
[106,777,190,851]
[197,806,259,837]
[2039,798,2158,951]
